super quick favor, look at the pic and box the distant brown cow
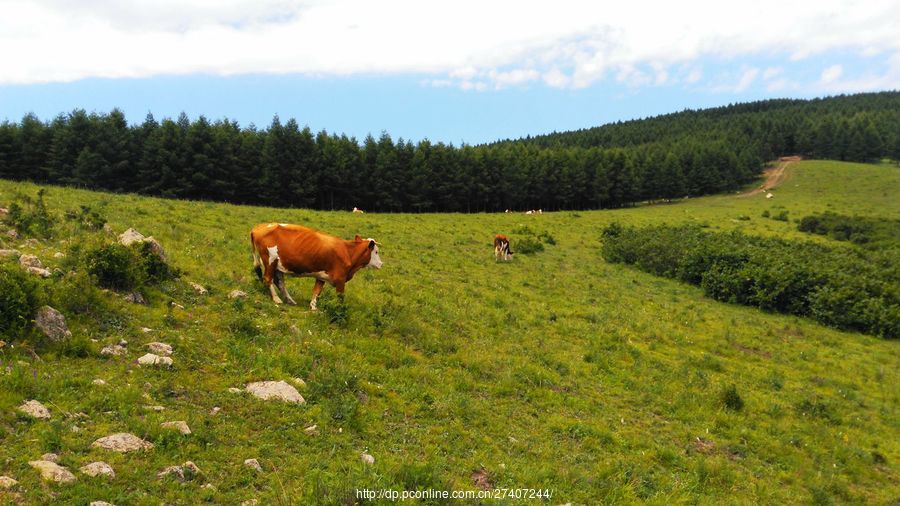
[250,223,382,309]
[494,234,513,261]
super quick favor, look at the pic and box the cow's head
[355,235,383,269]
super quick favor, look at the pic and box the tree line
[0,92,897,212]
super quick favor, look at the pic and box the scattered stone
[124,292,146,304]
[18,399,51,419]
[25,265,52,277]
[92,379,107,386]
[190,282,208,295]
[0,207,7,217]
[6,229,19,240]
[0,476,17,489]
[35,306,72,341]
[144,405,165,412]
[118,339,128,347]
[161,420,191,435]
[23,238,40,248]
[0,248,20,257]
[146,342,173,355]
[143,237,167,260]
[201,483,216,491]
[28,460,75,483]
[92,433,154,453]
[241,500,258,506]
[361,452,375,465]
[243,458,262,472]
[292,377,307,388]
[19,254,43,269]
[53,251,65,259]
[80,462,115,478]
[40,453,59,463]
[100,345,127,357]
[140,327,154,333]
[245,381,305,404]
[157,461,200,481]
[228,289,248,299]
[117,228,146,246]
[102,223,114,235]
[137,353,173,367]
[90,502,116,506]
[303,425,319,436]
[228,387,243,393]
[210,407,221,416]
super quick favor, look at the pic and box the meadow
[0,159,897,504]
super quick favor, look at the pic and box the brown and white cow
[494,234,513,261]
[250,223,382,309]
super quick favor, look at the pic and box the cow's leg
[263,261,283,304]
[309,280,325,311]
[275,271,297,305]
[334,280,346,304]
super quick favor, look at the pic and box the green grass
[0,160,898,504]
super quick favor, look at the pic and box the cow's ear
[354,234,362,241]
[368,240,375,250]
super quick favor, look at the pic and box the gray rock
[6,229,19,240]
[304,425,319,436]
[190,282,208,295]
[18,399,51,419]
[228,387,243,393]
[40,453,59,463]
[146,342,173,355]
[228,289,248,299]
[124,291,146,304]
[100,344,127,357]
[28,460,75,483]
[35,306,71,341]
[243,458,262,472]
[92,433,154,453]
[18,254,43,269]
[117,228,145,246]
[92,379,107,386]
[158,461,200,481]
[160,420,191,435]
[80,461,115,478]
[53,251,65,259]
[91,502,116,506]
[0,476,17,488]
[25,266,52,277]
[0,248,20,257]
[361,452,375,465]
[245,381,305,404]
[137,353,173,367]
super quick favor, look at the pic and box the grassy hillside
[0,160,898,504]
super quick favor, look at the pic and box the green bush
[720,384,745,411]
[771,210,790,222]
[83,243,145,290]
[515,236,545,254]
[0,262,43,340]
[48,270,108,316]
[601,224,899,338]
[64,205,107,231]
[798,212,899,249]
[5,189,55,238]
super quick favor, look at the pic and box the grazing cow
[494,234,513,261]
[250,223,382,309]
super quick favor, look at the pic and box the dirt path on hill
[742,156,800,197]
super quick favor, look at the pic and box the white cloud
[2,0,900,91]
[762,66,782,80]
[816,52,900,92]
[734,67,760,92]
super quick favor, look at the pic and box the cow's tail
[250,231,263,281]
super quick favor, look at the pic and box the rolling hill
[0,159,898,504]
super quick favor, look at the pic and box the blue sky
[1,0,898,145]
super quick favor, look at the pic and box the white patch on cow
[267,245,279,265]
[367,239,383,269]
[266,223,276,228]
[309,297,318,311]
[279,223,288,227]
[298,271,331,282]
